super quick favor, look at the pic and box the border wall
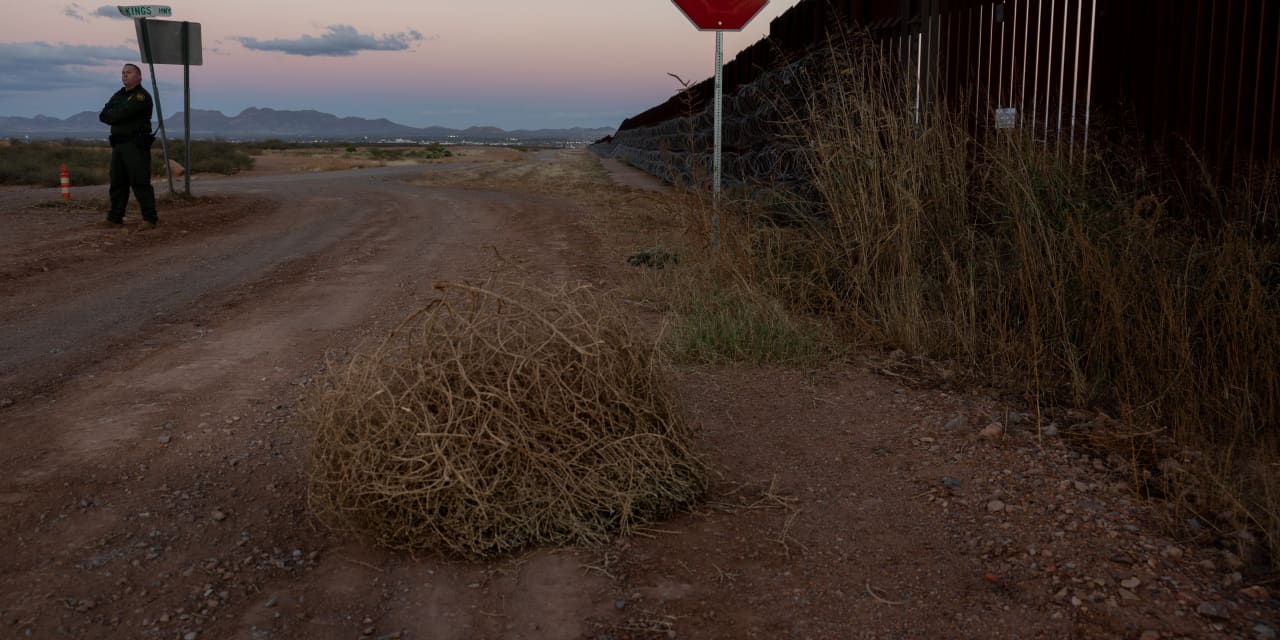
[594,0,1279,188]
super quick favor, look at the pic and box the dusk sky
[1,1,803,131]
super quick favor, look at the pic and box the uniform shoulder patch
[134,93,147,102]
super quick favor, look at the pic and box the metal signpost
[119,6,202,195]
[670,0,768,244]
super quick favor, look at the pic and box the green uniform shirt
[98,85,153,138]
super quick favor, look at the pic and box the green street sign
[117,5,172,18]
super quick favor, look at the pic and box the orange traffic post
[59,164,70,200]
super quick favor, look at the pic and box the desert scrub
[153,139,255,175]
[0,139,111,186]
[365,144,452,161]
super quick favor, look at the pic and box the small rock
[184,633,198,640]
[942,477,962,488]
[979,423,1004,439]
[1221,550,1245,570]
[211,509,227,522]
[986,500,1005,513]
[1161,545,1184,559]
[264,595,278,608]
[1073,480,1090,492]
[158,435,172,444]
[0,398,13,408]
[1240,585,1269,602]
[1041,423,1060,437]
[1255,624,1277,640]
[614,600,627,610]
[1195,601,1230,621]
[944,415,967,430]
[1120,577,1141,589]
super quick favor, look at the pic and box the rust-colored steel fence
[617,0,1279,177]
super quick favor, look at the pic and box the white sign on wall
[996,107,1017,129]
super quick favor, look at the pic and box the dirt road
[0,150,1274,639]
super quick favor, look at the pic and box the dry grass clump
[305,280,707,558]
[822,39,1277,563]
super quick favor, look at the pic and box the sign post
[714,30,722,205]
[181,20,191,195]
[670,0,768,245]
[134,17,173,195]
[119,6,202,196]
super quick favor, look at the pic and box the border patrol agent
[98,63,159,230]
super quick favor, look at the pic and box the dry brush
[304,280,707,558]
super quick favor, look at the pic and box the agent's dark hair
[123,63,142,74]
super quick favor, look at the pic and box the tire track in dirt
[0,167,433,400]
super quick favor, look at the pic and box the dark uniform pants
[108,142,157,223]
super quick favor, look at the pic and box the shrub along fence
[594,1,1280,567]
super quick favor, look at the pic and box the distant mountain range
[0,107,616,142]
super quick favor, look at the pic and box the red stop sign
[672,0,768,31]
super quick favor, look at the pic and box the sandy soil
[0,147,1275,640]
[240,146,527,177]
